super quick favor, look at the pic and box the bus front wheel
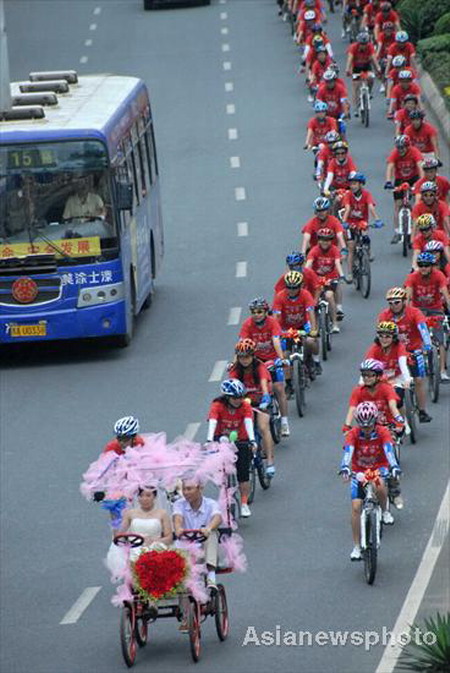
[116,277,136,347]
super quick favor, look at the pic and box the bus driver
[63,174,105,221]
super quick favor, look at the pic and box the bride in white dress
[106,487,173,576]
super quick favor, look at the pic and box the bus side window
[137,136,150,195]
[143,129,154,185]
[116,148,134,214]
[149,124,159,177]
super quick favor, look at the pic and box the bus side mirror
[117,182,133,211]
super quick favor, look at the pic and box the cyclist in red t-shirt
[378,287,433,421]
[386,55,417,99]
[304,100,338,149]
[340,172,382,281]
[345,32,380,111]
[412,214,450,269]
[323,141,357,195]
[340,401,400,560]
[102,416,145,457]
[388,70,421,117]
[228,339,276,476]
[274,250,321,303]
[301,195,346,253]
[240,297,290,437]
[386,30,416,70]
[207,378,256,517]
[305,227,345,332]
[412,183,450,237]
[373,1,400,40]
[394,93,420,135]
[404,110,439,160]
[414,158,450,204]
[365,321,412,402]
[316,70,350,119]
[308,46,333,100]
[385,134,423,241]
[315,130,341,185]
[375,20,395,90]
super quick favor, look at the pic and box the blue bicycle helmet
[114,416,140,437]
[221,378,246,398]
[314,100,328,112]
[313,196,331,212]
[417,252,436,266]
[395,30,409,43]
[286,251,305,267]
[348,171,366,184]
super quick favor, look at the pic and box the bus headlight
[77,282,124,308]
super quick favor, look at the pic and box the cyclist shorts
[408,350,427,378]
[352,64,372,75]
[351,467,389,500]
[346,227,371,243]
[270,364,285,383]
[393,176,418,200]
[235,443,252,483]
[394,386,405,406]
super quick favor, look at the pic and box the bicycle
[317,286,333,361]
[402,379,418,445]
[265,362,283,443]
[353,71,371,127]
[424,317,442,404]
[347,8,362,42]
[392,182,413,257]
[247,427,272,505]
[282,328,309,417]
[353,469,384,585]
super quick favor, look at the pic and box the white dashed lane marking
[236,261,247,277]
[84,39,93,47]
[183,423,201,441]
[228,128,238,140]
[237,221,248,237]
[220,12,228,19]
[89,23,97,31]
[222,44,230,52]
[223,61,232,71]
[209,361,228,382]
[93,6,101,15]
[230,156,241,168]
[235,187,246,201]
[225,82,234,92]
[228,307,242,325]
[80,56,89,64]
[221,27,229,35]
[226,103,236,115]
[60,587,101,625]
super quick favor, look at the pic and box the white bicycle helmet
[114,416,140,437]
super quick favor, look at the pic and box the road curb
[417,63,450,147]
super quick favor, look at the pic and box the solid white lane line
[93,6,101,15]
[84,39,93,47]
[236,261,247,277]
[230,156,241,168]
[225,82,234,92]
[237,221,248,237]
[209,360,228,382]
[183,423,201,441]
[223,61,232,71]
[222,43,230,52]
[226,103,236,115]
[219,0,227,4]
[60,587,101,625]
[228,307,242,325]
[80,56,89,64]
[235,187,246,201]
[89,23,97,31]
[220,12,228,19]
[228,128,238,140]
[375,480,450,673]
[221,27,229,35]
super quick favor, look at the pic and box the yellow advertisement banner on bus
[0,237,101,260]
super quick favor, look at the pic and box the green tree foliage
[434,12,450,35]
[417,33,450,55]
[397,613,450,673]
[397,0,450,42]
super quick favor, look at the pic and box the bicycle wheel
[269,397,281,444]
[319,307,328,361]
[363,509,378,585]
[134,611,148,648]
[214,585,229,641]
[400,210,410,257]
[256,455,271,490]
[188,599,201,663]
[428,345,440,403]
[362,90,369,127]
[120,603,137,668]
[292,359,306,417]
[247,460,256,505]
[353,254,361,291]
[326,309,333,351]
[404,388,417,444]
[360,248,371,298]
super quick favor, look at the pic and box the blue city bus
[0,72,163,346]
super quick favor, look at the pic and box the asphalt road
[1,2,449,673]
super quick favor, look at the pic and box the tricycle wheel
[214,584,229,641]
[188,599,201,662]
[134,611,148,648]
[120,603,137,667]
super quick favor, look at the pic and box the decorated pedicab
[80,433,247,666]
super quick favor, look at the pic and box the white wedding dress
[106,516,163,579]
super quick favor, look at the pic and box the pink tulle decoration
[111,582,133,607]
[220,534,247,573]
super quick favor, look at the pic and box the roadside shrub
[420,50,450,111]
[434,12,450,35]
[397,0,450,42]
[417,33,450,56]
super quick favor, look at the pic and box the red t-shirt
[208,399,254,442]
[307,115,338,146]
[346,425,392,471]
[404,122,437,154]
[349,382,399,426]
[414,176,450,202]
[240,315,282,362]
[327,156,357,189]
[365,342,409,381]
[272,288,315,330]
[387,41,415,65]
[412,229,449,251]
[412,199,449,232]
[395,107,413,135]
[228,361,272,406]
[386,146,423,181]
[375,9,399,29]
[103,436,145,456]
[347,42,375,69]
[311,55,333,83]
[377,30,396,59]
[274,267,320,299]
[342,188,375,225]
[405,269,447,311]
[390,82,421,111]
[316,81,348,118]
[302,214,343,247]
[387,66,417,88]
[307,243,340,280]
[316,144,334,178]
[378,305,427,352]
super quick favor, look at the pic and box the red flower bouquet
[132,549,189,602]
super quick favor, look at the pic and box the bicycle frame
[357,471,382,550]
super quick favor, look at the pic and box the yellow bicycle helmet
[284,271,304,289]
[416,213,436,230]
[377,321,399,337]
[386,287,407,301]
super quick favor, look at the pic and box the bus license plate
[10,324,47,337]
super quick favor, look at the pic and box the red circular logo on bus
[12,277,38,304]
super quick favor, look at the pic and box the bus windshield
[0,140,118,264]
